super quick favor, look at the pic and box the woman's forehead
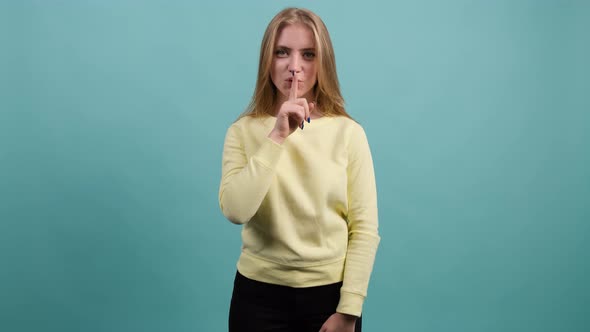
[275,23,315,48]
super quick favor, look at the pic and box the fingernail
[300,121,304,130]
[307,117,311,123]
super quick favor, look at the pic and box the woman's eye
[275,49,288,57]
[303,52,316,60]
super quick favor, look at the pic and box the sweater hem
[237,251,345,288]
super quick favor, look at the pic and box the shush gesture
[224,8,378,332]
[268,70,314,144]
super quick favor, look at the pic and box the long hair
[239,8,352,120]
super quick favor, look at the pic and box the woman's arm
[218,124,284,224]
[336,124,381,317]
[220,75,311,224]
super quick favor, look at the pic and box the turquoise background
[1,0,589,331]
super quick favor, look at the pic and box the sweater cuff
[336,291,365,317]
[254,137,283,169]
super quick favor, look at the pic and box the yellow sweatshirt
[219,115,380,317]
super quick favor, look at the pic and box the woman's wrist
[268,130,286,144]
[336,312,358,322]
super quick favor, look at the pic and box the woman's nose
[288,55,301,73]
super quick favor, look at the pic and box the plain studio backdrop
[1,1,588,331]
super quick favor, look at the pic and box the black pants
[229,271,362,332]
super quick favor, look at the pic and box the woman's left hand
[319,312,357,332]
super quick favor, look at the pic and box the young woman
[219,7,380,332]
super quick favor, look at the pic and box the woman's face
[271,23,318,103]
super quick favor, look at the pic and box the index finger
[289,71,298,100]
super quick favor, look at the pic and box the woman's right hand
[268,72,314,144]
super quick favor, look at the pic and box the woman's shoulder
[323,115,366,134]
[226,115,274,135]
[231,114,273,126]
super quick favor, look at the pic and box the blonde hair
[239,7,352,120]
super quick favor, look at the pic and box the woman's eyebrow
[276,45,316,51]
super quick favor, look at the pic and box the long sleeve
[336,124,381,317]
[219,123,284,224]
